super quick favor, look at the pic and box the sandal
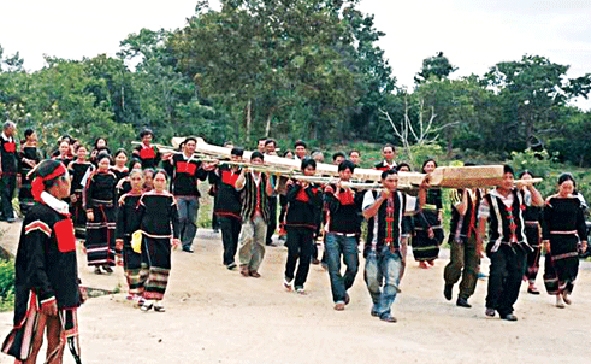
[240,265,249,277]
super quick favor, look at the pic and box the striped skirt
[543,234,580,295]
[85,204,116,266]
[141,235,172,301]
[122,236,145,296]
[71,190,87,239]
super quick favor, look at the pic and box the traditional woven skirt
[524,224,541,281]
[141,235,172,301]
[70,190,87,239]
[85,203,116,266]
[18,179,35,216]
[543,234,580,295]
[123,235,145,295]
[413,228,443,262]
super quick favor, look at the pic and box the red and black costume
[17,146,41,215]
[69,161,95,239]
[2,166,82,363]
[84,170,118,267]
[137,191,179,301]
[209,165,242,266]
[0,132,18,220]
[170,153,208,250]
[132,144,161,170]
[117,191,145,297]
[283,181,322,289]
[542,196,586,296]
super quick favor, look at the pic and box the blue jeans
[364,246,402,319]
[177,197,199,249]
[325,233,359,304]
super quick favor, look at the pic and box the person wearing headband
[2,159,84,364]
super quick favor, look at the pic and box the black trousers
[212,195,220,230]
[284,228,315,288]
[219,216,242,266]
[266,196,278,245]
[0,174,16,219]
[485,244,526,317]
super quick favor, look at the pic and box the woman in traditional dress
[137,169,179,312]
[17,129,41,215]
[84,153,118,275]
[542,173,587,308]
[69,145,95,239]
[142,168,155,192]
[111,149,130,198]
[413,159,443,269]
[519,171,544,294]
[117,158,143,195]
[89,137,110,166]
[116,169,146,304]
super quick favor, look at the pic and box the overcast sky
[1,0,590,108]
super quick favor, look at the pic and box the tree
[414,52,458,84]
[485,54,591,149]
[171,0,366,143]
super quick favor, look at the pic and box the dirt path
[0,221,590,364]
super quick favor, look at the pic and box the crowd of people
[0,119,589,362]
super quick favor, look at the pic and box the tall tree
[414,52,458,84]
[485,54,591,149]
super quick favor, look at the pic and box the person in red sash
[2,159,84,364]
[132,129,161,170]
[0,121,19,223]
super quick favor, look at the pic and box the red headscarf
[30,163,67,202]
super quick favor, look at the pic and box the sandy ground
[0,221,590,364]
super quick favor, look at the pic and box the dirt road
[0,221,589,364]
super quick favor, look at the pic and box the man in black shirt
[0,121,18,222]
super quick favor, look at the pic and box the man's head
[383,143,395,162]
[311,151,324,163]
[58,140,70,156]
[265,139,277,154]
[500,164,515,190]
[338,160,355,181]
[140,129,154,144]
[301,158,316,177]
[184,137,197,155]
[396,163,410,172]
[250,151,265,165]
[349,150,361,166]
[76,145,87,160]
[294,140,307,159]
[257,138,267,153]
[381,169,398,191]
[32,159,71,200]
[230,147,244,162]
[3,121,16,137]
[332,152,345,165]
